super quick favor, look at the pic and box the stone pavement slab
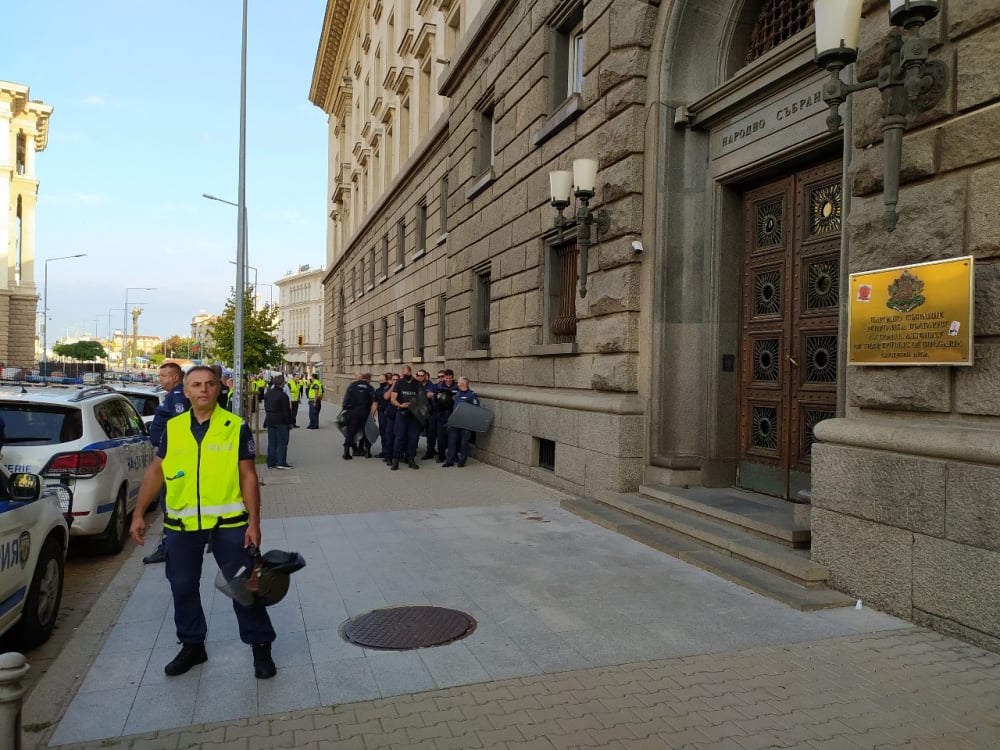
[22,412,1000,749]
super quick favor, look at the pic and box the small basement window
[538,438,555,471]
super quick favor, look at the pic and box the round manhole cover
[342,606,477,650]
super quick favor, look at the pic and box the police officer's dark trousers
[343,408,368,449]
[377,407,390,456]
[383,408,397,461]
[308,399,321,428]
[434,412,450,456]
[447,426,473,464]
[393,411,421,459]
[165,526,275,646]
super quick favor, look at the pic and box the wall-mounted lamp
[548,158,609,297]
[814,0,948,232]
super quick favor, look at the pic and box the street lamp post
[124,287,155,370]
[227,260,257,293]
[42,254,86,374]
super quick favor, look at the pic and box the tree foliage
[163,336,198,359]
[53,340,108,362]
[207,288,285,373]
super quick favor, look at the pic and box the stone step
[639,483,811,547]
[561,497,853,611]
[594,490,828,583]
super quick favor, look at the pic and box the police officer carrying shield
[341,372,373,460]
[389,365,422,470]
[443,376,480,468]
[428,369,457,462]
[130,365,276,679]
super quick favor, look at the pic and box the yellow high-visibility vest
[161,408,248,532]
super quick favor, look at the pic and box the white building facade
[276,264,325,373]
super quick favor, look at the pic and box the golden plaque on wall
[848,256,974,366]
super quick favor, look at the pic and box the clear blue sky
[4,1,329,343]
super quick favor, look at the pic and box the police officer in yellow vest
[288,373,303,428]
[130,365,277,680]
[306,373,324,429]
[250,373,267,414]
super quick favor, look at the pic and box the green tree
[208,288,285,373]
[53,340,108,362]
[163,335,197,359]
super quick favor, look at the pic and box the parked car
[113,385,165,428]
[0,385,154,554]
[0,468,71,649]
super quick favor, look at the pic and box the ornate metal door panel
[738,160,842,499]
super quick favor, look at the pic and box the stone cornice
[309,0,353,111]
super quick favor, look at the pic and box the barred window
[745,0,813,65]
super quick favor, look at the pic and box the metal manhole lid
[342,605,476,650]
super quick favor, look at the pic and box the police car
[0,385,154,554]
[113,385,165,428]
[0,468,71,649]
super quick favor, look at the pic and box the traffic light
[297,334,304,346]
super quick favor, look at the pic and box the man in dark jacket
[263,375,294,469]
[341,372,373,460]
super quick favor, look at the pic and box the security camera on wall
[631,239,644,255]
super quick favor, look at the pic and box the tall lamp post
[124,287,155,369]
[204,190,250,417]
[227,259,257,292]
[42,253,86,374]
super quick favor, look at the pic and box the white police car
[0,385,154,554]
[113,385,165,428]
[0,468,71,649]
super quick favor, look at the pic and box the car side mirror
[9,472,41,502]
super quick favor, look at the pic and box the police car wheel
[11,537,64,650]
[99,488,128,555]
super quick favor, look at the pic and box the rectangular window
[473,267,491,350]
[369,247,376,288]
[546,239,579,344]
[477,107,495,176]
[438,294,447,355]
[439,176,449,236]
[538,438,556,471]
[368,322,375,361]
[547,2,585,110]
[396,219,406,269]
[381,317,389,360]
[416,200,427,256]
[382,234,390,279]
[395,311,405,359]
[357,261,364,297]
[415,304,426,359]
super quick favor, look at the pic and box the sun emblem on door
[886,269,926,313]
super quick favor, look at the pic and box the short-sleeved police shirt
[156,410,255,461]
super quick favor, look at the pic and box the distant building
[275,264,325,373]
[190,311,217,359]
[1,80,52,367]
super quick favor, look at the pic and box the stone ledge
[814,416,1000,465]
[477,382,642,415]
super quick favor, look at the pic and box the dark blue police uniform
[446,388,480,467]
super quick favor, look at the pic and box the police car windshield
[0,405,83,445]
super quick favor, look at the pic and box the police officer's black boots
[391,457,399,470]
[343,446,352,460]
[407,456,419,470]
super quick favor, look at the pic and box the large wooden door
[738,160,842,499]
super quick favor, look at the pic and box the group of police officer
[340,365,480,470]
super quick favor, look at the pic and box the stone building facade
[310,0,1000,649]
[1,81,51,368]
[276,264,326,373]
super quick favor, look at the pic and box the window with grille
[415,304,426,359]
[538,439,556,471]
[473,268,491,350]
[546,239,578,343]
[745,0,813,65]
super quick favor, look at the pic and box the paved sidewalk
[22,408,1000,749]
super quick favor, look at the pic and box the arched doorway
[647,0,843,500]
